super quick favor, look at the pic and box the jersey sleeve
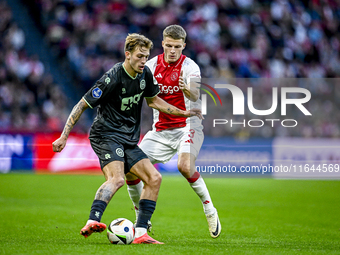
[83,71,117,109]
[184,59,201,84]
[144,66,159,98]
[145,56,157,75]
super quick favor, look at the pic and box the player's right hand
[52,136,67,152]
[189,108,204,120]
[179,70,188,92]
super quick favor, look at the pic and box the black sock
[135,199,156,229]
[89,200,107,222]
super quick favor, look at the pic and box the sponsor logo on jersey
[105,154,111,159]
[121,91,144,111]
[170,72,179,81]
[116,148,124,157]
[140,79,146,90]
[158,84,180,94]
[155,73,162,78]
[92,87,102,98]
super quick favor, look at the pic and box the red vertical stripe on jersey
[154,54,187,131]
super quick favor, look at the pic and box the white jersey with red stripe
[146,53,202,131]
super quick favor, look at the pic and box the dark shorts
[90,137,148,174]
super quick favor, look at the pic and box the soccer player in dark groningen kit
[52,33,202,244]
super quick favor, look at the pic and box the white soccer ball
[107,218,135,245]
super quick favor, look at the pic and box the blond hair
[124,33,153,52]
[163,25,187,42]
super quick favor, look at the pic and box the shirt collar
[161,53,184,68]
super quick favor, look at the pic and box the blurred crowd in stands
[1,0,340,138]
[0,1,70,132]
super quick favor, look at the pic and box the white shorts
[139,125,204,164]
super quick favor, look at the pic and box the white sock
[189,176,215,215]
[135,227,147,238]
[126,179,143,220]
[86,219,96,225]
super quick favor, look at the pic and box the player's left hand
[188,108,204,120]
[179,70,188,92]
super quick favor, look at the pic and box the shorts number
[189,129,195,138]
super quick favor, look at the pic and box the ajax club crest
[171,72,179,81]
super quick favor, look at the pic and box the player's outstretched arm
[146,96,203,120]
[52,98,89,152]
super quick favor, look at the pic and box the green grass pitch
[0,173,339,254]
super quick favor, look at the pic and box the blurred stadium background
[1,0,340,177]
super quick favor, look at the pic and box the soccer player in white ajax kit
[126,25,221,238]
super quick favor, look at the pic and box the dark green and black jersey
[83,62,159,146]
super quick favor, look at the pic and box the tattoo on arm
[166,106,184,116]
[167,107,174,114]
[61,100,87,138]
[148,96,184,116]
